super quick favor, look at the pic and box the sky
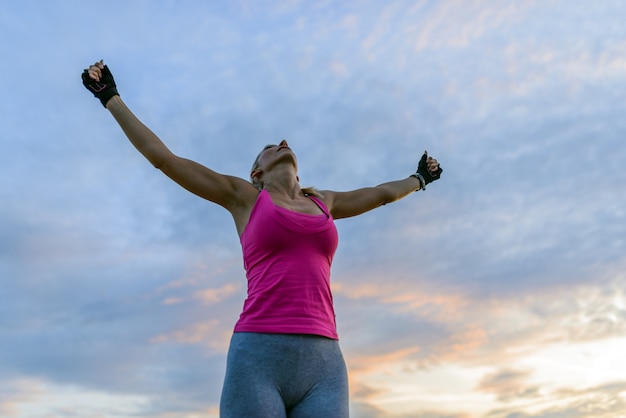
[1,0,626,417]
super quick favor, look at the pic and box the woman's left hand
[417,151,442,185]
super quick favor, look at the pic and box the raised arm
[323,152,442,219]
[81,61,257,213]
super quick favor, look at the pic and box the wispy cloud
[2,0,626,416]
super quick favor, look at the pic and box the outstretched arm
[323,152,442,219]
[82,61,257,212]
[106,96,255,208]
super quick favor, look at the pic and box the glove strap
[410,173,426,191]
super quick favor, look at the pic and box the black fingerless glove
[411,152,443,190]
[81,65,119,107]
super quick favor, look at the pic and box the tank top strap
[306,195,331,218]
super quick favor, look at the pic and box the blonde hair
[301,186,324,198]
[250,144,275,190]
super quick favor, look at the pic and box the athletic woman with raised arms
[82,60,442,418]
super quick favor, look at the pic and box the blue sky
[1,1,626,417]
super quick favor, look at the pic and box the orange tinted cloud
[194,283,240,304]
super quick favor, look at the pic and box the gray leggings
[220,332,349,418]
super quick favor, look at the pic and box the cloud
[0,378,154,418]
[150,320,220,345]
[332,271,626,416]
[477,368,538,402]
[193,283,241,305]
[485,381,626,418]
[0,379,44,418]
[149,319,232,353]
[2,1,626,417]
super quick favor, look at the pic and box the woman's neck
[264,181,301,199]
[262,166,300,198]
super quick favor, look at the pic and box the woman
[82,60,442,418]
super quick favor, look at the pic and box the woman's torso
[234,190,339,339]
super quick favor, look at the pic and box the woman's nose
[279,139,288,147]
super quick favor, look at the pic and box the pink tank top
[234,189,339,339]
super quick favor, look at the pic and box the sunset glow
[2,1,625,417]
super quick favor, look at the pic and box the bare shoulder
[159,156,257,209]
[229,176,261,208]
[316,189,343,217]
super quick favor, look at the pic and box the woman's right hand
[81,60,119,107]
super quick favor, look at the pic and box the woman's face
[252,140,296,173]
[250,140,297,188]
